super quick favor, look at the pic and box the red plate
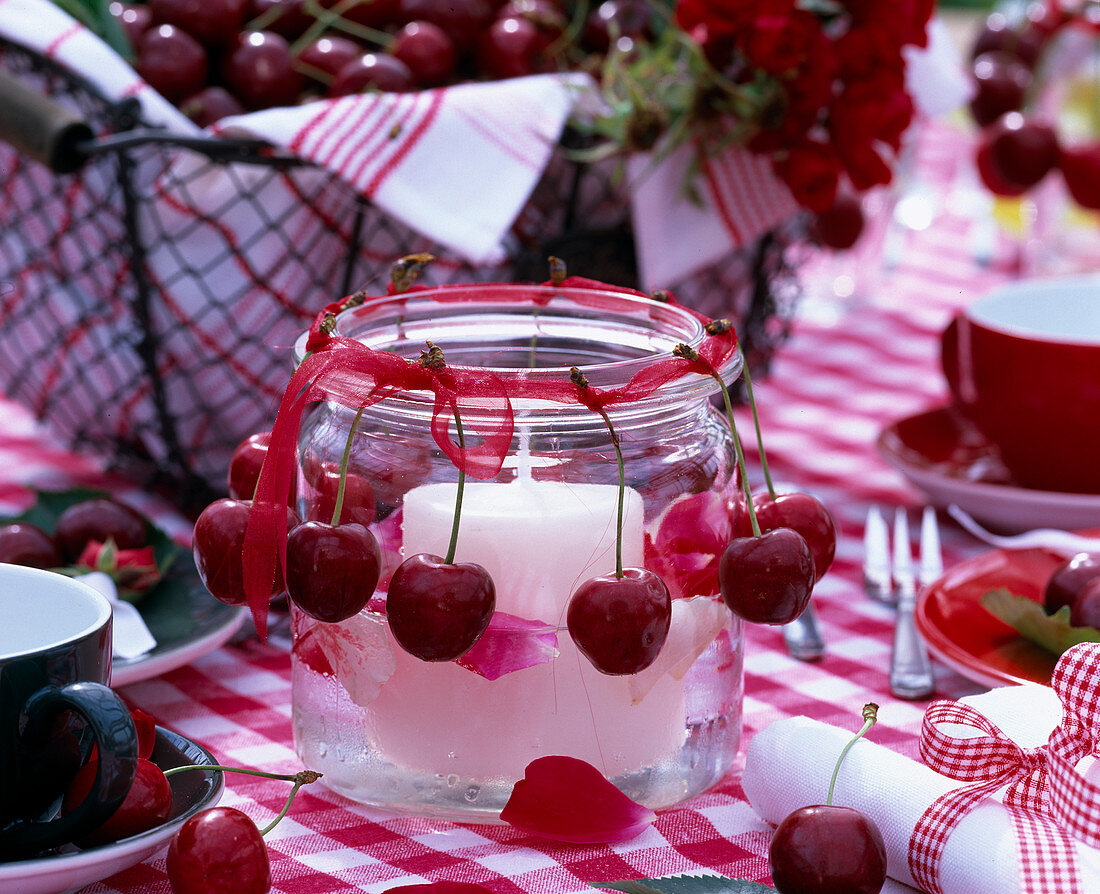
[913,536,1100,688]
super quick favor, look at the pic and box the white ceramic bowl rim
[0,564,112,659]
[967,274,1100,346]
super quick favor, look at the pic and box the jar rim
[294,284,741,393]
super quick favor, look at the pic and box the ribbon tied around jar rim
[909,642,1100,894]
[240,277,739,639]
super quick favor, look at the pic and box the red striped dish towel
[0,0,800,275]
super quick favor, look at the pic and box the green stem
[597,407,625,578]
[331,405,367,527]
[444,408,466,566]
[741,363,776,499]
[826,703,878,806]
[711,366,761,537]
[163,765,322,836]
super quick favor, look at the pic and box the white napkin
[743,685,1100,893]
[78,571,157,660]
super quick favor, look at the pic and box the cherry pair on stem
[676,330,835,627]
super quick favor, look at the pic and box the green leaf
[981,588,1100,657]
[595,876,773,894]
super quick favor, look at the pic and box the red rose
[772,141,841,212]
[77,539,162,598]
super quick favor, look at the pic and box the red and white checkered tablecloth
[0,122,1043,892]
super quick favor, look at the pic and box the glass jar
[289,284,743,821]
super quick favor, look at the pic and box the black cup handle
[0,682,137,856]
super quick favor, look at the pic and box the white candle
[400,477,644,621]
[360,469,689,781]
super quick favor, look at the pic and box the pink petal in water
[644,490,732,600]
[455,611,559,681]
[500,755,656,844]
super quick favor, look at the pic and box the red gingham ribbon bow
[908,642,1100,894]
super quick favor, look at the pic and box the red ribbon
[909,642,1100,894]
[240,279,739,639]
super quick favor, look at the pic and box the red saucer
[877,405,1100,533]
[915,540,1067,688]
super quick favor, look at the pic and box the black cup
[0,564,137,858]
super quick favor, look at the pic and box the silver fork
[864,505,939,699]
[783,601,825,661]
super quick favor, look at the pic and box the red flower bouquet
[583,0,934,214]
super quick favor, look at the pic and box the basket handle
[0,69,94,174]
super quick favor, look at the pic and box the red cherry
[719,528,814,625]
[192,498,299,605]
[136,24,209,103]
[1059,142,1100,210]
[305,460,376,526]
[968,51,1031,127]
[391,21,457,87]
[1071,577,1100,629]
[222,31,304,109]
[247,0,313,39]
[109,1,152,49]
[148,0,248,46]
[386,553,495,661]
[736,491,836,583]
[0,522,62,568]
[322,0,401,29]
[567,568,672,675]
[1044,552,1100,614]
[975,136,1028,197]
[64,757,172,847]
[227,431,296,505]
[55,498,148,561]
[398,0,494,50]
[180,86,246,127]
[296,35,363,82]
[970,12,1046,68]
[980,113,1059,192]
[329,53,416,95]
[167,807,270,894]
[477,16,554,79]
[769,804,887,894]
[582,0,652,52]
[812,192,864,250]
[285,521,381,622]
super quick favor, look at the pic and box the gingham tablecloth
[0,123,1035,892]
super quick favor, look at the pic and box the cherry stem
[709,362,762,538]
[825,703,878,806]
[596,406,626,579]
[162,765,323,835]
[741,363,776,500]
[444,407,466,566]
[331,405,366,527]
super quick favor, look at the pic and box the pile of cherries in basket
[109,0,651,124]
[966,1,1099,209]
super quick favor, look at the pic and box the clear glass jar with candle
[288,283,743,821]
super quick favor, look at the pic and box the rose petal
[645,491,731,600]
[455,612,559,681]
[500,755,656,843]
[314,610,395,706]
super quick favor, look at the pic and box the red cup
[941,274,1100,494]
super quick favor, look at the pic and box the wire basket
[0,35,801,514]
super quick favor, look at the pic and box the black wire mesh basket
[0,34,802,514]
